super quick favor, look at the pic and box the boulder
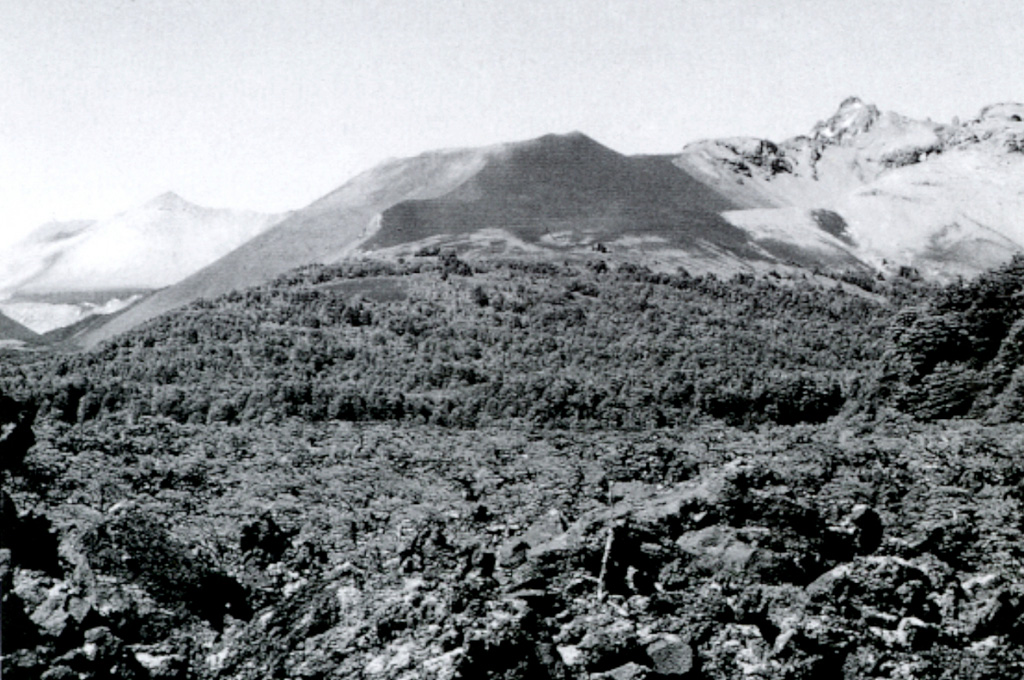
[675,525,804,584]
[577,619,643,672]
[503,509,569,555]
[133,649,188,679]
[848,505,883,555]
[239,513,293,565]
[895,616,938,651]
[77,510,251,628]
[451,611,569,680]
[644,634,694,678]
[556,644,583,667]
[806,556,937,621]
[702,623,770,678]
[965,587,1024,639]
[53,626,146,680]
[592,662,650,680]
[29,582,79,642]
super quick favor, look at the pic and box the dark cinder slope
[366,132,747,251]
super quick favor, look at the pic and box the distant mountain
[72,144,507,347]
[676,98,1024,278]
[1,192,284,296]
[76,100,1024,348]
[0,310,41,345]
[0,193,284,333]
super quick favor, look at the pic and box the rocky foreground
[4,405,1024,679]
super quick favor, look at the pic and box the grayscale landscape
[2,2,1024,679]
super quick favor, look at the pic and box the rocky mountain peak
[944,102,1024,152]
[811,96,882,144]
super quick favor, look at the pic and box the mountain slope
[0,194,283,334]
[75,145,504,348]
[0,193,284,296]
[80,132,876,349]
[364,132,747,252]
[0,310,41,345]
[77,103,1024,348]
[82,134,778,349]
[675,98,1024,278]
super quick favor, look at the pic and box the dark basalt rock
[78,510,251,629]
[0,394,36,476]
[239,512,294,565]
[1,490,62,576]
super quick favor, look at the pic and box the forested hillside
[3,256,899,430]
[879,256,1024,421]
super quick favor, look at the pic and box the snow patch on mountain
[0,193,284,336]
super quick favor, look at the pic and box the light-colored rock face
[810,96,883,143]
[675,99,1024,279]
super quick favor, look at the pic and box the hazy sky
[2,0,1022,244]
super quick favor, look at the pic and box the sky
[2,0,1022,246]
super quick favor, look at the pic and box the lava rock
[452,612,569,680]
[848,505,883,555]
[1,491,62,576]
[675,525,805,585]
[896,616,938,651]
[54,625,147,680]
[644,634,695,678]
[78,511,251,628]
[2,588,40,652]
[0,394,36,475]
[577,619,644,672]
[966,587,1024,639]
[592,662,650,680]
[807,556,936,621]
[239,513,293,565]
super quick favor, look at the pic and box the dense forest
[5,254,1024,680]
[2,256,913,430]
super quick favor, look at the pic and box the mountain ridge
[74,131,795,349]
[1,192,284,296]
[674,98,1024,278]
[0,309,41,345]
[19,97,1024,349]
